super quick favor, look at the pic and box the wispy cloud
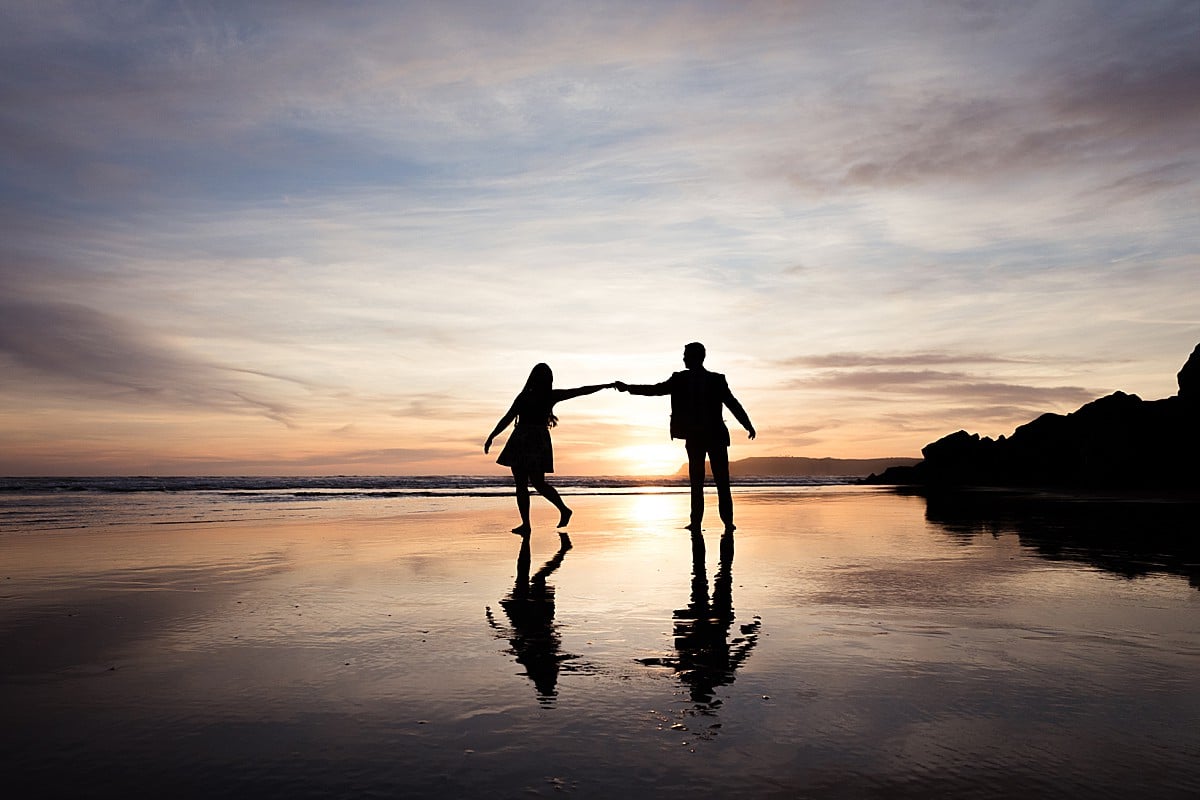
[0,299,306,425]
[780,352,1033,369]
[799,369,1096,409]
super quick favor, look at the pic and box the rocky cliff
[866,343,1200,489]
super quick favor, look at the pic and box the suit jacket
[627,368,752,446]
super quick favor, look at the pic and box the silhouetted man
[617,342,755,532]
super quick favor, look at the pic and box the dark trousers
[685,439,732,526]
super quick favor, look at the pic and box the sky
[1,0,1198,477]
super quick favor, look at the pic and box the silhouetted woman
[484,363,612,534]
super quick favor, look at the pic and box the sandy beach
[3,486,1199,798]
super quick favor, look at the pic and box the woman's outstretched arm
[551,383,615,403]
[484,399,519,454]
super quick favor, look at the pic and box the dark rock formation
[867,342,1200,490]
[1180,342,1200,403]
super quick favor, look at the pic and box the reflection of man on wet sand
[638,532,761,707]
[486,532,575,705]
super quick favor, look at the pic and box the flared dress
[496,422,554,474]
[496,390,557,473]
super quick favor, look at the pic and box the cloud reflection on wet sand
[2,489,1198,797]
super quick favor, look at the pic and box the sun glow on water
[623,491,686,531]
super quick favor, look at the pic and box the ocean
[0,474,853,533]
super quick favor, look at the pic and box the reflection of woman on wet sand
[639,532,760,707]
[486,532,575,706]
[484,363,613,534]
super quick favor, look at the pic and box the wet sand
[2,488,1198,798]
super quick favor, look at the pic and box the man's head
[683,342,706,369]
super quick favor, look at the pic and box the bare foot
[557,507,573,528]
[511,524,531,536]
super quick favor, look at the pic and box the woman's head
[520,363,557,427]
[523,363,554,394]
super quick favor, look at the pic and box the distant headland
[866,342,1200,491]
[679,456,920,479]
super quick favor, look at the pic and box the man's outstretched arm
[615,378,672,396]
[724,389,756,439]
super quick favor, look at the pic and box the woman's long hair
[520,363,558,428]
